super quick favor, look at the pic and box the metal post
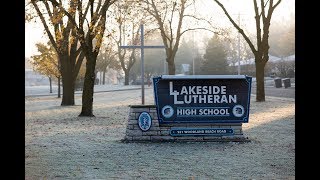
[140,24,145,105]
[192,30,195,75]
[237,13,241,75]
[192,2,196,75]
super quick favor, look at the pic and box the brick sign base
[122,105,250,143]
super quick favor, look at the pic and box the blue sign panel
[153,75,252,124]
[170,128,234,136]
[138,112,152,131]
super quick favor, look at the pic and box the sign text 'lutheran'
[169,82,237,104]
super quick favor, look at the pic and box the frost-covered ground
[25,88,295,179]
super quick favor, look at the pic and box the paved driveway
[251,86,295,99]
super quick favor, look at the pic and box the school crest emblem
[138,112,152,131]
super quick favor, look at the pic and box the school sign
[153,75,252,124]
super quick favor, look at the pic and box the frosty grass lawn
[25,88,295,179]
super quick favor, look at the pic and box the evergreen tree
[201,36,228,75]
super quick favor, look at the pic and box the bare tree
[118,23,140,85]
[109,0,150,85]
[213,0,282,101]
[143,0,219,75]
[50,0,116,116]
[29,0,86,105]
[96,46,120,84]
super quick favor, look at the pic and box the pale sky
[25,0,294,58]
[25,22,47,58]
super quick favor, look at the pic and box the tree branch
[73,51,85,80]
[273,0,282,9]
[253,0,261,52]
[81,1,91,25]
[261,0,266,22]
[180,27,222,36]
[31,0,58,52]
[214,0,257,54]
[43,0,53,20]
[147,0,170,47]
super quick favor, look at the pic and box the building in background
[228,54,295,78]
[25,58,50,86]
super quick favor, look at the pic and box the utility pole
[192,3,196,75]
[237,12,241,75]
[192,31,195,75]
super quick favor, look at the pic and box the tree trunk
[59,54,76,105]
[58,77,61,98]
[103,69,106,85]
[167,58,176,75]
[49,77,52,93]
[124,70,129,85]
[79,57,96,117]
[61,72,75,105]
[255,61,266,102]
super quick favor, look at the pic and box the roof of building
[229,54,295,66]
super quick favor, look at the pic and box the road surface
[250,86,295,99]
[26,84,295,99]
